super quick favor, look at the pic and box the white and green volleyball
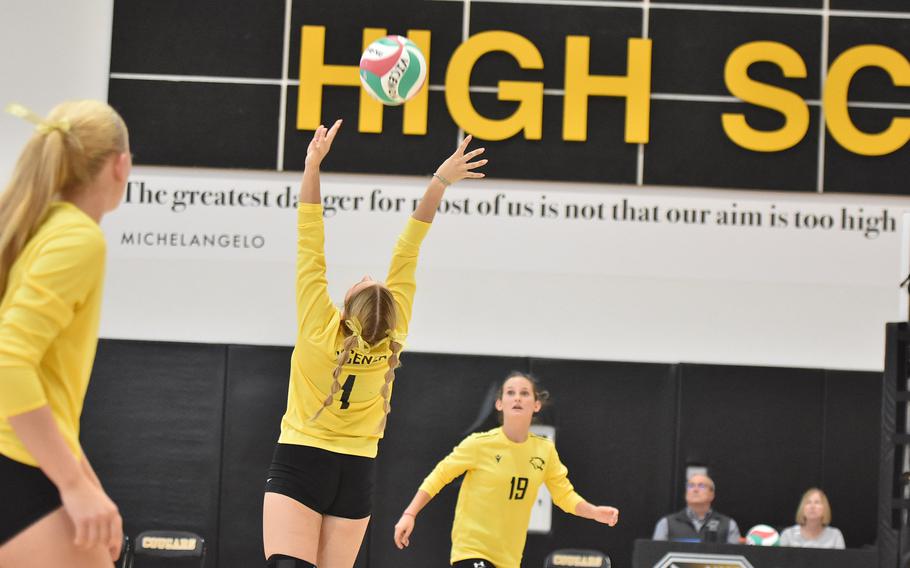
[359,35,427,105]
[745,524,780,546]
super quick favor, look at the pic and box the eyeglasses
[686,482,713,490]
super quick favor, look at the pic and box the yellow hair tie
[344,317,372,352]
[387,330,406,347]
[5,103,70,134]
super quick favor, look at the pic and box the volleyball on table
[359,35,427,105]
[745,524,780,546]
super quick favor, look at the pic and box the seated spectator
[652,473,741,544]
[779,488,845,549]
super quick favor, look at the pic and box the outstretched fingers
[454,134,473,156]
[464,147,485,161]
[325,118,343,144]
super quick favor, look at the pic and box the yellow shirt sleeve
[545,444,585,514]
[385,216,430,341]
[419,434,478,497]
[295,203,338,337]
[0,225,105,418]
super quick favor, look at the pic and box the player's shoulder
[465,428,501,444]
[39,203,105,246]
[472,428,500,439]
[530,432,555,446]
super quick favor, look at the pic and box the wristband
[432,172,452,187]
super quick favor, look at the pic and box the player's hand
[305,119,342,168]
[593,505,619,526]
[394,514,416,549]
[434,134,487,186]
[59,476,123,557]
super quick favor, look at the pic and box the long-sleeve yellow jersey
[279,203,429,458]
[0,202,106,466]
[420,427,586,568]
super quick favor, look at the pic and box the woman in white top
[779,488,845,549]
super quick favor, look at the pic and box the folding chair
[124,530,206,568]
[544,548,611,568]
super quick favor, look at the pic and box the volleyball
[745,524,780,546]
[359,35,427,105]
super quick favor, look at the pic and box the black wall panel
[282,88,460,175]
[110,0,285,78]
[218,345,290,568]
[468,95,639,184]
[78,340,883,567]
[287,0,463,87]
[649,9,821,99]
[822,370,882,549]
[660,0,820,6]
[370,352,528,568]
[468,3,643,88]
[525,359,678,568]
[645,100,821,192]
[676,364,826,539]
[109,0,910,194]
[831,0,908,14]
[81,339,226,568]
[109,80,281,170]
[823,108,910,195]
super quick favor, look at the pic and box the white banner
[98,167,907,371]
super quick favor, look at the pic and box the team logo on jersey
[495,454,502,463]
[529,457,545,470]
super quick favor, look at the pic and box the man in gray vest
[652,473,741,544]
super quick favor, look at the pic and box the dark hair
[496,371,550,423]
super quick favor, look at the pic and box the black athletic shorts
[264,443,375,519]
[0,453,62,546]
[452,559,496,568]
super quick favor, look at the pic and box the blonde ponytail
[311,333,360,422]
[375,340,402,434]
[0,101,127,299]
[308,282,401,427]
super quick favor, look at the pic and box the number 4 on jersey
[339,374,356,409]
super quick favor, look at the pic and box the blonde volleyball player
[0,102,131,567]
[394,372,620,568]
[262,120,487,568]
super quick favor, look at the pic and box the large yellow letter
[722,41,809,152]
[825,44,910,156]
[445,31,544,140]
[563,37,652,143]
[297,26,430,135]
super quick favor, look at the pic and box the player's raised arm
[299,119,343,205]
[412,134,487,223]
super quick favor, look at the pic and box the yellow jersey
[0,202,106,466]
[420,427,586,568]
[278,203,429,458]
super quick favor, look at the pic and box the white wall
[2,0,907,371]
[0,0,113,179]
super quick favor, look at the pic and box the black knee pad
[266,553,317,568]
